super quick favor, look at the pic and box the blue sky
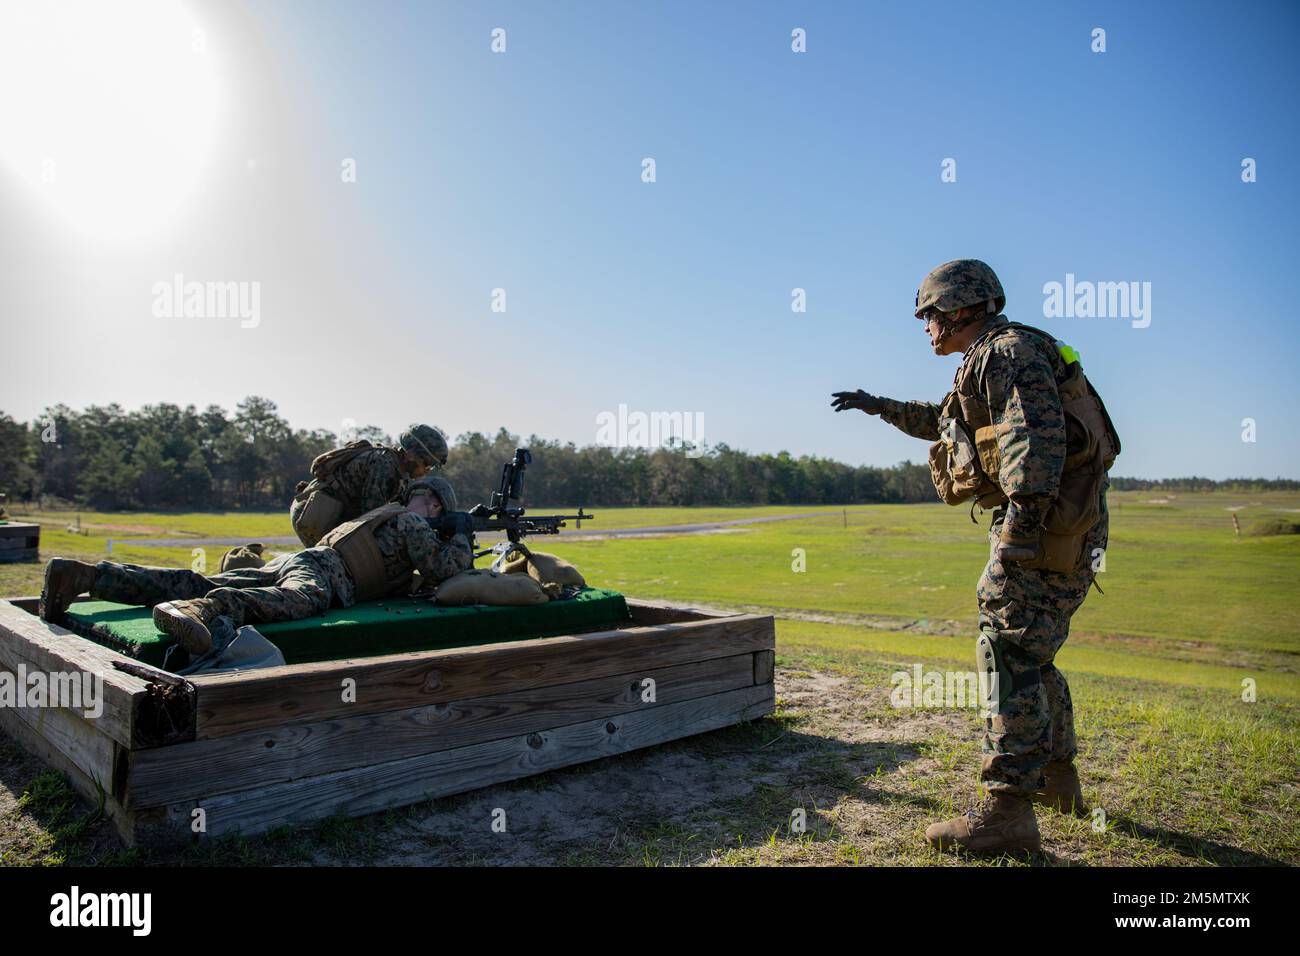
[2,0,1297,479]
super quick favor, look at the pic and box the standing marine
[290,424,449,547]
[40,476,474,655]
[832,259,1120,854]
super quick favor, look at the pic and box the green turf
[64,587,632,667]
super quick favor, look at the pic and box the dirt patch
[0,735,119,864]
[666,601,971,637]
[561,527,752,542]
[308,668,972,866]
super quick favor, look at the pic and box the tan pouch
[974,424,1002,481]
[928,440,964,505]
[435,568,549,606]
[928,435,986,506]
[1015,530,1087,574]
[290,486,344,548]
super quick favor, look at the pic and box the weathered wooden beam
[183,682,775,840]
[125,652,761,808]
[625,599,727,625]
[0,664,122,795]
[0,688,133,839]
[0,600,149,748]
[191,613,776,739]
[754,649,775,686]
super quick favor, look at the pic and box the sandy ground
[0,666,975,866]
[306,668,971,866]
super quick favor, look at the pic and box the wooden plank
[625,599,725,626]
[125,653,758,808]
[192,613,776,739]
[754,649,775,686]
[0,601,148,748]
[0,691,133,843]
[0,663,121,797]
[187,683,774,840]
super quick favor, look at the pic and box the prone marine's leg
[40,558,217,621]
[152,551,336,653]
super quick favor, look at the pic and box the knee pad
[977,628,1041,712]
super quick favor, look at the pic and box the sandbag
[435,568,549,606]
[219,543,266,572]
[501,550,585,590]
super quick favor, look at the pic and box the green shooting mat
[63,588,632,668]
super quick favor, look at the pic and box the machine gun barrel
[421,446,594,548]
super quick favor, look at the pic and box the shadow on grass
[1105,814,1289,867]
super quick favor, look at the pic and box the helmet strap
[932,308,980,353]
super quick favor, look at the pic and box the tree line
[0,398,1294,512]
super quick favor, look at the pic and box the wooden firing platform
[0,596,775,845]
[0,522,39,563]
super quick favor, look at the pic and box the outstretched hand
[831,390,886,415]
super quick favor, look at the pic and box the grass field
[2,490,1297,866]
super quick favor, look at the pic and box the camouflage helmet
[398,424,448,468]
[404,475,457,513]
[914,259,1005,318]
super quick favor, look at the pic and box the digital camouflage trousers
[89,547,356,628]
[977,492,1109,793]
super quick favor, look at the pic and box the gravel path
[117,510,855,548]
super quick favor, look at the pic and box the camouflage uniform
[327,447,408,517]
[89,548,354,628]
[289,446,406,546]
[372,511,473,591]
[880,315,1107,794]
[86,513,472,629]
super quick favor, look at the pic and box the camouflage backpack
[309,440,388,483]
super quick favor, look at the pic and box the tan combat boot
[1030,760,1089,816]
[153,600,215,655]
[39,558,98,621]
[925,791,1041,854]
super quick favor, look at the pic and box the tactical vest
[928,322,1121,571]
[318,503,413,601]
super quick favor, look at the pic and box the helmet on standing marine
[914,259,1006,319]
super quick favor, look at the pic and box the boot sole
[153,602,212,655]
[929,837,1042,854]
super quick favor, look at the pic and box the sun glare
[0,0,222,241]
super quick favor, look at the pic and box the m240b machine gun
[424,448,594,565]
